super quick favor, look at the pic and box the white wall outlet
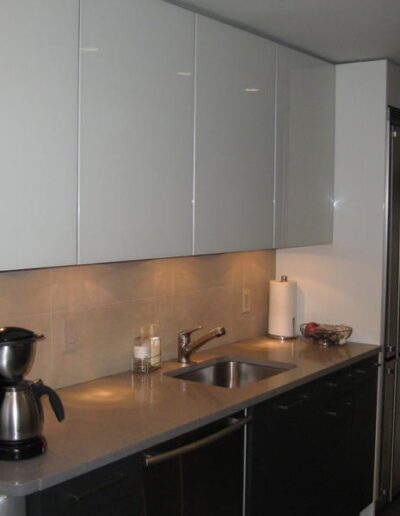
[64,319,78,353]
[242,289,251,313]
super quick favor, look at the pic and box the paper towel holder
[267,275,298,341]
[268,318,297,341]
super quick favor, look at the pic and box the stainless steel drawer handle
[321,402,352,419]
[144,415,252,468]
[275,394,310,411]
[325,381,339,388]
[353,369,368,375]
[66,471,128,502]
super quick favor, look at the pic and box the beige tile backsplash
[0,251,275,388]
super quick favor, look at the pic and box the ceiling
[166,0,400,64]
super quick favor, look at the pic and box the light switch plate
[242,289,251,313]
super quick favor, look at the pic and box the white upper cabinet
[79,0,195,264]
[0,0,79,270]
[194,16,276,255]
[274,45,335,248]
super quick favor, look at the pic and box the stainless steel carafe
[0,380,64,442]
[0,327,65,460]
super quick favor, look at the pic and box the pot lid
[0,327,43,343]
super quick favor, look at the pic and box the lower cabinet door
[27,454,143,516]
[248,375,360,516]
[142,415,246,516]
[247,362,378,516]
[350,358,378,514]
[142,454,181,516]
[248,384,318,516]
[311,391,354,516]
[182,423,243,516]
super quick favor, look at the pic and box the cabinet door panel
[194,16,276,254]
[143,457,182,516]
[183,426,243,516]
[248,362,378,516]
[79,0,194,264]
[312,391,354,516]
[27,454,142,516]
[143,416,244,516]
[351,358,378,513]
[0,0,79,270]
[248,385,318,516]
[275,45,335,248]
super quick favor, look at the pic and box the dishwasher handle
[144,414,251,468]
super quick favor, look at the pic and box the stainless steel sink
[165,357,295,389]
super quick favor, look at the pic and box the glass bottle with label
[132,324,161,374]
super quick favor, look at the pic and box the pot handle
[32,380,65,422]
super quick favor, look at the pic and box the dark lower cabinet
[27,415,245,516]
[350,358,378,514]
[247,381,318,516]
[142,414,245,516]
[247,357,378,516]
[27,454,143,516]
[27,357,378,516]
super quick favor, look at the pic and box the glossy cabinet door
[194,16,276,255]
[0,0,79,270]
[79,0,195,264]
[275,45,335,248]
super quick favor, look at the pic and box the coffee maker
[0,327,65,460]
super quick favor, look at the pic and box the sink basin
[165,357,295,389]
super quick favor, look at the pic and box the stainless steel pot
[0,328,44,382]
[0,380,65,442]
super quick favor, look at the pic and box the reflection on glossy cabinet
[275,45,335,248]
[0,0,79,270]
[79,0,195,264]
[194,16,276,255]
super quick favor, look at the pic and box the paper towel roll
[268,277,297,338]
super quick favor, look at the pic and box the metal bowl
[300,323,353,347]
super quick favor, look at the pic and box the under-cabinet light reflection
[177,72,193,76]
[244,88,260,93]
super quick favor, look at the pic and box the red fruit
[305,322,319,333]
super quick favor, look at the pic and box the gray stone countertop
[0,336,379,497]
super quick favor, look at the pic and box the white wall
[276,60,388,346]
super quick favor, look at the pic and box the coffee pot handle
[32,381,65,422]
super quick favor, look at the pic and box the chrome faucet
[178,326,226,364]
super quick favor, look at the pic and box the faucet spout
[178,326,226,364]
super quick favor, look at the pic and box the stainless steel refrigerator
[380,106,400,504]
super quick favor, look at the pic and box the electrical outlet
[242,289,251,313]
[64,319,78,353]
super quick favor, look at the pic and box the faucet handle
[178,326,203,344]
